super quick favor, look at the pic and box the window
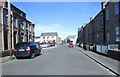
[20,21,24,29]
[105,7,109,20]
[4,2,8,8]
[13,17,16,27]
[107,32,110,44]
[26,24,29,30]
[96,20,98,27]
[115,26,120,41]
[20,13,23,17]
[114,2,119,15]
[96,33,99,43]
[43,37,45,39]
[3,13,8,25]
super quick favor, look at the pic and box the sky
[11,2,101,40]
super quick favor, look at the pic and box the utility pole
[118,1,120,50]
[8,0,12,59]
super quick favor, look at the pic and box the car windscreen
[69,42,73,44]
[15,42,30,48]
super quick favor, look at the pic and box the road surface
[2,45,115,75]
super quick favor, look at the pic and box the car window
[15,42,29,48]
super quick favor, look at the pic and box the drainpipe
[118,1,120,49]
[7,0,12,59]
[11,11,14,49]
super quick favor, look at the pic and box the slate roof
[41,32,58,36]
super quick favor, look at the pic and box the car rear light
[13,49,17,52]
[26,47,31,52]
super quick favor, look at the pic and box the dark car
[13,42,42,59]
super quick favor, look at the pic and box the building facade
[40,32,59,45]
[0,2,35,52]
[78,1,120,51]
[105,2,120,49]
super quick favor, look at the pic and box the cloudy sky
[11,2,101,40]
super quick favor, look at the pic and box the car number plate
[19,49,25,51]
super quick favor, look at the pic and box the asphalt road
[2,45,115,75]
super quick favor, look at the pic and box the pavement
[0,46,58,63]
[76,47,120,75]
[0,55,16,63]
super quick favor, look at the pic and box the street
[2,45,115,75]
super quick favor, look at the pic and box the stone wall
[108,49,120,61]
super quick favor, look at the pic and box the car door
[35,42,41,55]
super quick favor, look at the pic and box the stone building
[0,2,35,52]
[105,2,120,49]
[78,1,120,51]
[40,32,59,45]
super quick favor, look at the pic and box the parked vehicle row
[39,42,55,48]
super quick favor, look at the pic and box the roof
[35,36,40,38]
[41,32,58,36]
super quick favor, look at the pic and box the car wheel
[31,52,35,58]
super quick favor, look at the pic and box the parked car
[49,43,55,47]
[13,42,42,59]
[40,43,50,48]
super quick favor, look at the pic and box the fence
[96,44,119,55]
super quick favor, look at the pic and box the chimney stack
[101,1,108,10]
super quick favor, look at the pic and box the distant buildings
[0,2,35,51]
[40,32,60,45]
[78,1,120,52]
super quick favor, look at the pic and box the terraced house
[78,1,120,53]
[0,2,35,52]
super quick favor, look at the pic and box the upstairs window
[105,7,109,20]
[4,2,8,8]
[115,25,120,41]
[114,2,119,15]
[13,17,17,27]
[20,21,24,30]
[107,32,110,44]
[3,13,8,25]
